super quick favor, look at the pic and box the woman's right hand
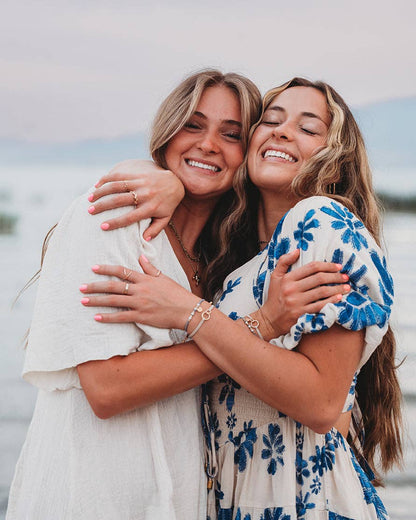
[257,250,351,339]
[88,159,185,239]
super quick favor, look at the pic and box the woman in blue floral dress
[85,78,403,519]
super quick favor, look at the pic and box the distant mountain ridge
[353,96,416,169]
[1,97,415,170]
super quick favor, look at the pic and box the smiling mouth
[186,159,221,172]
[263,150,297,163]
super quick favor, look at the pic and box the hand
[88,160,185,239]
[259,250,350,338]
[80,256,198,330]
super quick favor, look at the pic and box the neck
[257,189,300,242]
[169,195,217,252]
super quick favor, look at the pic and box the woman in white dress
[7,71,347,520]
[83,78,403,519]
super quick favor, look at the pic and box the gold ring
[130,191,138,206]
[155,270,161,277]
[123,268,133,281]
[123,283,129,295]
[123,181,129,192]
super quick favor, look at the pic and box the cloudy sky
[2,0,415,143]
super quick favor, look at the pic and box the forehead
[268,86,331,125]
[196,85,242,122]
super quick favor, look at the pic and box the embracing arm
[80,254,351,424]
[88,159,184,237]
[77,343,220,419]
[119,260,361,433]
[184,305,363,433]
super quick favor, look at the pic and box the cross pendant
[193,272,201,286]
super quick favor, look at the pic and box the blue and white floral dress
[204,196,393,520]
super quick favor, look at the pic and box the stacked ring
[130,191,138,206]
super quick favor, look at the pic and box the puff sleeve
[259,196,393,369]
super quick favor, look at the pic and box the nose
[198,131,220,154]
[272,121,293,141]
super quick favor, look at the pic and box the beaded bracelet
[184,298,205,333]
[187,303,214,340]
[241,314,264,340]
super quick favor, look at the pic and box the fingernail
[101,222,110,230]
[141,255,149,263]
[92,265,100,272]
[79,284,88,291]
[94,314,102,321]
[336,294,343,301]
[88,194,94,202]
[88,206,95,214]
[343,284,350,292]
[336,263,342,269]
[94,182,100,188]
[81,297,90,304]
[145,236,152,242]
[341,274,349,281]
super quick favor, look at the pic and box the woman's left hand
[80,256,198,330]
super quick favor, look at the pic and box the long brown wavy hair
[208,77,403,483]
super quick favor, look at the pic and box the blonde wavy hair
[28,69,262,311]
[208,77,403,483]
[150,69,261,164]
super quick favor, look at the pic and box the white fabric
[7,190,206,520]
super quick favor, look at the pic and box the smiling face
[247,86,331,200]
[164,85,244,202]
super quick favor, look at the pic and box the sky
[1,0,415,143]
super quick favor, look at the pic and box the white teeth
[264,150,296,162]
[187,160,220,172]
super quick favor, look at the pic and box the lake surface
[0,166,415,518]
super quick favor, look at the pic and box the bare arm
[119,257,362,433]
[77,342,220,419]
[79,254,351,427]
[184,306,363,434]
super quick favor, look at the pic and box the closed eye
[224,132,241,140]
[184,122,201,131]
[302,128,317,135]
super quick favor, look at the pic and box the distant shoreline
[378,193,416,213]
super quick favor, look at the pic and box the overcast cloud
[1,0,415,142]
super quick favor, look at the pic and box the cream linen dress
[6,191,206,520]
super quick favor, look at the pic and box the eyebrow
[194,111,242,127]
[266,105,328,126]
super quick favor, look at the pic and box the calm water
[0,166,415,518]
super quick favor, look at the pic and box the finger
[89,181,127,202]
[90,264,141,282]
[302,283,350,304]
[294,272,350,292]
[101,205,159,231]
[94,310,139,323]
[139,255,161,277]
[88,193,137,215]
[81,294,131,308]
[143,217,170,241]
[79,280,131,295]
[288,261,343,282]
[303,291,350,315]
[272,250,300,278]
[94,167,143,189]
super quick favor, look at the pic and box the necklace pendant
[193,272,201,286]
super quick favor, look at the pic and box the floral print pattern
[205,197,392,519]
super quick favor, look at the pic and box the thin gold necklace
[168,220,202,286]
